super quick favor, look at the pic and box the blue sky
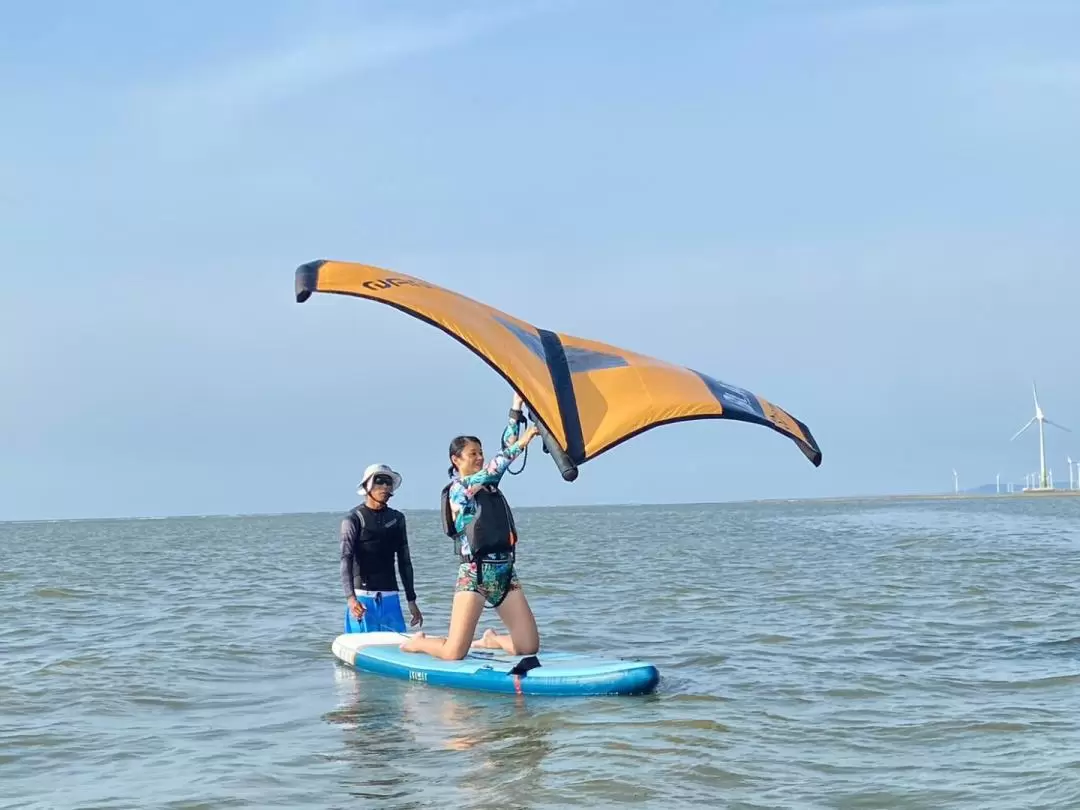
[2,0,1079,521]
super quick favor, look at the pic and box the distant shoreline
[4,488,1080,524]
[743,489,1080,505]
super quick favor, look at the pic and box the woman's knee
[514,632,540,656]
[499,592,539,654]
[515,618,540,654]
[442,590,483,659]
[438,639,472,660]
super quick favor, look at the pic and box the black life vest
[345,506,404,591]
[440,481,518,562]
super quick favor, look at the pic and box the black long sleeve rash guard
[339,505,417,603]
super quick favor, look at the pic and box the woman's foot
[400,631,426,652]
[470,628,501,649]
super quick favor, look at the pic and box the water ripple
[2,499,1080,807]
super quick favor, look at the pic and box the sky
[2,0,1079,521]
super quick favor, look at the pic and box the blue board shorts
[344,591,406,633]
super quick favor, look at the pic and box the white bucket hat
[358,463,402,495]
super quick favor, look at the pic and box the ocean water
[3,497,1080,809]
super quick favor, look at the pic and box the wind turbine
[1010,381,1070,489]
[952,468,959,494]
[1070,456,1075,491]
[996,472,1000,494]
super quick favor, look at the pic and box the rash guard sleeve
[395,515,417,603]
[339,515,358,600]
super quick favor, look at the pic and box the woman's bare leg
[400,591,485,660]
[490,588,539,656]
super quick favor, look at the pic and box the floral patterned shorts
[455,552,520,608]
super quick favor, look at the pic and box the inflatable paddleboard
[332,632,660,696]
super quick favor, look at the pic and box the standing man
[340,463,423,633]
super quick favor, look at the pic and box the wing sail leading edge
[294,259,822,479]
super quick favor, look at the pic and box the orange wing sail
[295,259,822,481]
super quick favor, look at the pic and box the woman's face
[454,441,484,476]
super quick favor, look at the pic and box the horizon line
[4,488,1076,525]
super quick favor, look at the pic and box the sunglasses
[371,474,395,487]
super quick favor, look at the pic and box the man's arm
[396,515,418,603]
[340,513,359,601]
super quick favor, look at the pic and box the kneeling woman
[401,392,541,660]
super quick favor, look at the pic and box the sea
[3,497,1080,809]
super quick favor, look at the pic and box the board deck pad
[332,632,660,696]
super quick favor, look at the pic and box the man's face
[368,473,394,503]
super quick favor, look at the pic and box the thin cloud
[128,4,544,140]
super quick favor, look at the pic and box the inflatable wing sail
[295,260,822,481]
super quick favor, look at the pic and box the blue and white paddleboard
[331,632,660,696]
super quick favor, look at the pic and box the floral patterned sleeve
[447,413,526,536]
[458,422,524,490]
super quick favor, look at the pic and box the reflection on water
[325,664,555,808]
